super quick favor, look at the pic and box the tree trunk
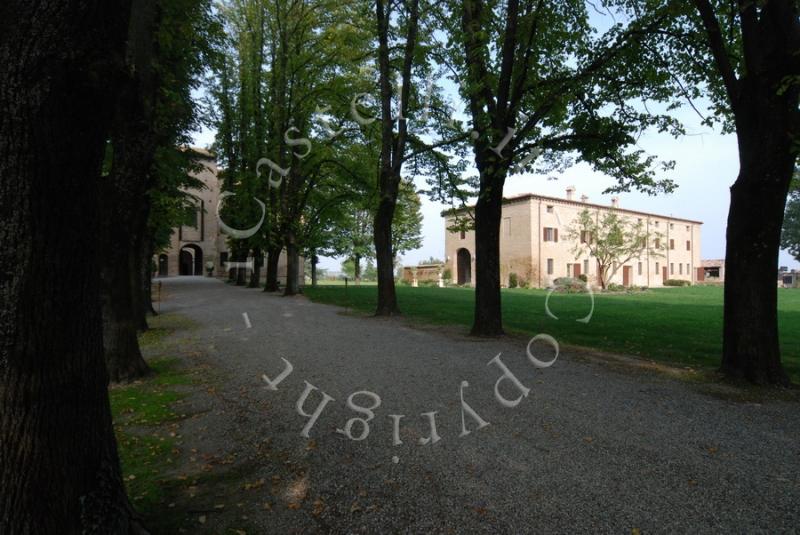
[471,167,506,336]
[248,248,262,288]
[311,253,318,287]
[141,237,157,317]
[721,109,793,385]
[100,224,151,383]
[130,231,150,332]
[264,245,281,292]
[354,254,362,284]
[374,186,401,315]
[284,231,300,296]
[236,253,247,286]
[100,0,159,380]
[0,1,148,533]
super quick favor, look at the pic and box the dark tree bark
[459,0,520,337]
[353,254,363,284]
[471,163,507,336]
[130,228,150,332]
[310,253,319,287]
[140,235,158,317]
[373,0,420,316]
[691,0,799,384]
[284,230,300,296]
[264,245,282,292]
[0,1,148,533]
[235,255,248,286]
[248,247,262,288]
[100,0,159,382]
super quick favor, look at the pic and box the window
[686,225,690,232]
[580,230,592,244]
[670,223,674,230]
[566,263,571,276]
[637,218,643,224]
[547,258,554,275]
[638,262,642,275]
[460,230,465,240]
[655,262,660,273]
[503,217,511,236]
[654,221,660,227]
[669,239,675,250]
[670,263,674,275]
[679,263,683,275]
[654,238,660,249]
[583,259,589,274]
[546,205,554,213]
[686,240,691,251]
[687,263,690,274]
[543,227,558,242]
[220,252,228,267]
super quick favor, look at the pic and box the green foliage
[146,0,222,252]
[509,272,518,288]
[437,0,683,203]
[554,277,587,292]
[568,208,663,288]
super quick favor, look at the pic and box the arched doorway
[179,244,203,275]
[158,254,168,277]
[456,248,471,285]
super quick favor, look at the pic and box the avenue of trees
[0,0,798,531]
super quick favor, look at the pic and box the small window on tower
[546,205,554,213]
[460,230,465,240]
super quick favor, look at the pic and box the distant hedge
[664,279,691,287]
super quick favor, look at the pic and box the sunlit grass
[305,284,800,382]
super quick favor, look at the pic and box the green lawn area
[305,285,800,382]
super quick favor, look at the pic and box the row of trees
[0,0,222,531]
[0,0,797,530]
[208,0,798,385]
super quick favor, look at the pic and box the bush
[664,279,691,287]
[509,272,518,288]
[442,268,452,282]
[606,283,625,292]
[578,274,588,283]
[553,277,587,292]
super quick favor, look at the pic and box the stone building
[443,188,702,289]
[155,148,300,284]
[700,259,725,282]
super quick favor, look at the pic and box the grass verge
[304,284,800,383]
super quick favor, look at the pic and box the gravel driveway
[158,276,800,534]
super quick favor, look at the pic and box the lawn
[304,284,800,382]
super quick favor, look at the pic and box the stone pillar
[411,267,418,288]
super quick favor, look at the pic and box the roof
[182,146,216,160]
[701,259,725,268]
[441,192,703,225]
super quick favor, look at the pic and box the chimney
[580,194,589,203]
[611,197,619,208]
[565,186,575,201]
